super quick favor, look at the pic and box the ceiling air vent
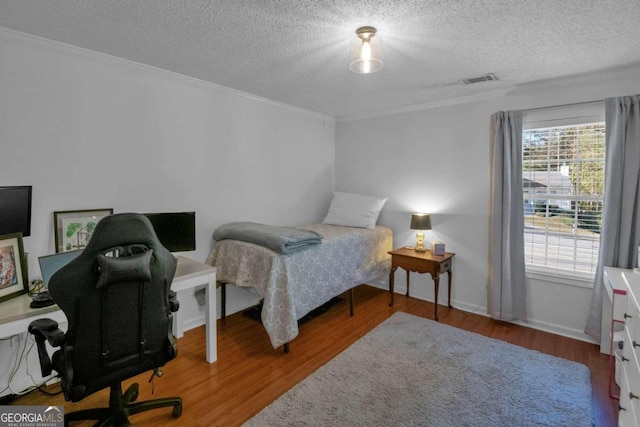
[462,73,498,84]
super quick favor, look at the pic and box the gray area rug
[244,312,593,427]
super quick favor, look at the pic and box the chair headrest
[83,213,162,255]
[96,249,154,289]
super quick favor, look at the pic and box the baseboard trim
[368,283,598,345]
[181,283,598,345]
[182,315,206,333]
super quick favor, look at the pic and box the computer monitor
[0,186,32,237]
[38,250,82,288]
[143,212,196,252]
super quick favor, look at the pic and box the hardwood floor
[12,285,617,426]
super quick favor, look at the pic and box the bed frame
[218,282,355,353]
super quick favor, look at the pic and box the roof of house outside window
[523,171,572,194]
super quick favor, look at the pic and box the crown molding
[338,61,640,123]
[511,62,640,93]
[337,87,511,123]
[0,26,335,123]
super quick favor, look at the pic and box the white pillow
[322,192,387,229]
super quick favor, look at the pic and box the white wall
[0,29,335,396]
[336,64,640,343]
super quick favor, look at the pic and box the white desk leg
[173,306,185,339]
[205,274,217,363]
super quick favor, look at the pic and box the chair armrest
[168,290,179,312]
[28,318,65,377]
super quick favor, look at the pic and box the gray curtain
[585,95,640,341]
[488,111,527,321]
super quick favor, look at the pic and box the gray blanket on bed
[212,222,323,254]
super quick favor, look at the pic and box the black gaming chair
[28,213,182,426]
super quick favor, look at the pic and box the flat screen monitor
[38,250,82,288]
[143,212,196,252]
[0,186,32,237]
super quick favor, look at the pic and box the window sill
[526,267,595,289]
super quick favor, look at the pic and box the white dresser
[619,271,640,426]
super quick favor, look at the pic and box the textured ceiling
[1,0,639,119]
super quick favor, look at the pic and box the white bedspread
[206,223,392,348]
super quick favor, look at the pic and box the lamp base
[415,231,426,252]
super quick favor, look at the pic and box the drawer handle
[634,341,640,348]
[631,392,639,400]
[624,313,632,319]
[622,355,630,362]
[619,404,626,411]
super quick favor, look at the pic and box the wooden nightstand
[388,247,455,321]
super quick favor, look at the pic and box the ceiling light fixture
[350,26,383,74]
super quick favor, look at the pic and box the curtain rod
[523,99,604,113]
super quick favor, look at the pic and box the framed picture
[54,209,113,253]
[0,233,28,303]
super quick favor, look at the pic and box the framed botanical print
[0,233,28,303]
[54,208,113,253]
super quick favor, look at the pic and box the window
[522,103,605,279]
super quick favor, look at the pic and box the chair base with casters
[64,383,182,427]
[29,315,183,427]
[64,381,182,427]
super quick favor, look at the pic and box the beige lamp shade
[410,214,431,230]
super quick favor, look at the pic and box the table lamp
[410,214,431,252]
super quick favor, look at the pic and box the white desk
[172,256,217,363]
[0,294,67,337]
[0,256,217,363]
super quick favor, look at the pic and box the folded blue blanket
[212,222,323,254]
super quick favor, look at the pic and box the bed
[206,222,392,349]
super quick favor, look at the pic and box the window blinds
[522,104,605,278]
